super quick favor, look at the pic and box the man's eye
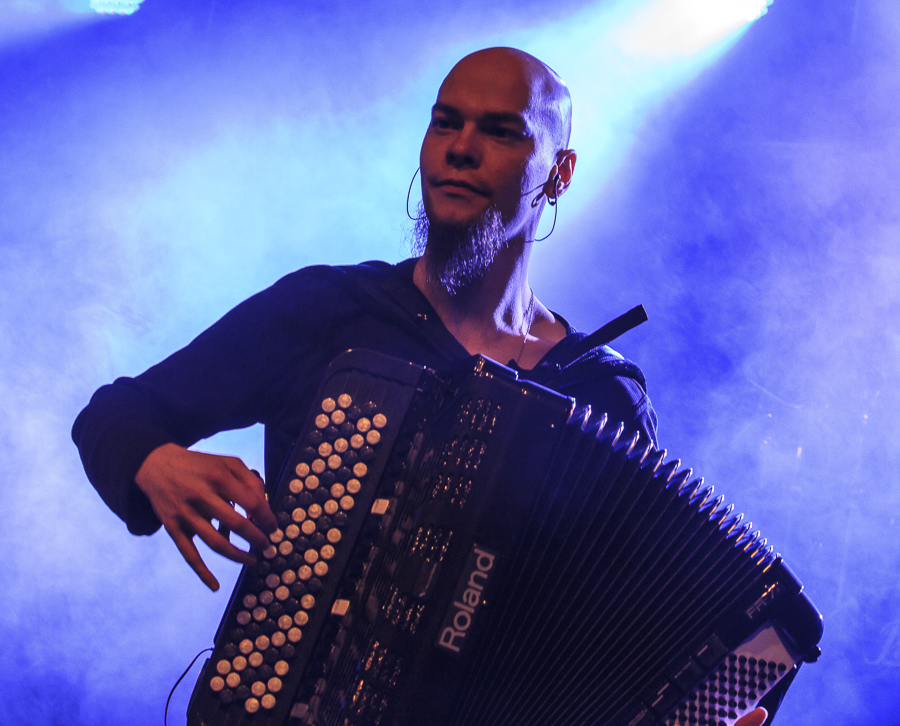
[431,117,452,129]
[489,127,516,139]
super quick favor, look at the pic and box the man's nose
[445,127,480,168]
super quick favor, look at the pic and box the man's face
[418,52,556,242]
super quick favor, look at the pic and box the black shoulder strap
[564,305,648,362]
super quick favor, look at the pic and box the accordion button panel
[190,378,402,724]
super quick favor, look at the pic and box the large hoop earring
[530,173,560,241]
[407,167,426,220]
[533,197,558,242]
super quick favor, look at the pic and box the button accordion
[187,350,823,726]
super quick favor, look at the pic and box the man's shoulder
[273,259,414,292]
[545,336,642,384]
[534,331,657,443]
[336,258,417,284]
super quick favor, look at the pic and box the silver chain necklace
[516,289,536,363]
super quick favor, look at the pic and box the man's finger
[735,707,768,726]
[208,497,270,551]
[221,459,277,533]
[167,524,220,592]
[193,516,258,566]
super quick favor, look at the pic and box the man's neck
[413,244,566,368]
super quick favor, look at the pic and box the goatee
[412,202,506,295]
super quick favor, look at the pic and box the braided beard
[412,202,506,295]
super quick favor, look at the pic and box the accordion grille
[448,428,776,726]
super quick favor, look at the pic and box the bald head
[417,45,577,265]
[440,47,572,154]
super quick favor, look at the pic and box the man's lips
[433,179,489,196]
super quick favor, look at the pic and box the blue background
[1,0,898,724]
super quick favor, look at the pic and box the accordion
[187,350,823,726]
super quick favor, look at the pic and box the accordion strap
[565,304,648,362]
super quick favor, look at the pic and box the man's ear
[543,149,577,201]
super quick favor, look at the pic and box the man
[73,47,767,726]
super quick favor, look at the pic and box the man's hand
[734,707,768,726]
[135,443,278,591]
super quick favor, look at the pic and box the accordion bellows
[188,350,823,726]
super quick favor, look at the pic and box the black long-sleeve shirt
[72,258,657,535]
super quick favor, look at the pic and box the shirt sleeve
[71,266,338,534]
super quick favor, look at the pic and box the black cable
[164,647,213,726]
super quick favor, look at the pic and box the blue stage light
[90,0,144,15]
[617,0,774,59]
